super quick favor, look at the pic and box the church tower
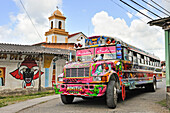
[45,8,69,43]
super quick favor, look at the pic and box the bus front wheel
[61,95,74,104]
[106,80,118,108]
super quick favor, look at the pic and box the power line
[119,0,153,20]
[150,0,170,14]
[110,0,146,23]
[145,48,165,50]
[129,0,162,18]
[141,0,170,17]
[110,0,162,34]
[110,0,164,52]
[19,0,43,41]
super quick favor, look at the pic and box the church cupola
[45,7,69,43]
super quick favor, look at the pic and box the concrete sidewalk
[0,95,60,113]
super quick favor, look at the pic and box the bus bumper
[54,84,107,97]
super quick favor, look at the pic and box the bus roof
[75,35,160,60]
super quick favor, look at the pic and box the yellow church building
[34,8,87,50]
[0,8,86,91]
[33,8,87,87]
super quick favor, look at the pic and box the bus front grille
[66,67,89,77]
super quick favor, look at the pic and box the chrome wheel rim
[153,81,156,90]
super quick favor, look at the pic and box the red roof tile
[68,32,81,38]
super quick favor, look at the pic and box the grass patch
[0,91,55,108]
[157,99,167,107]
[157,99,170,111]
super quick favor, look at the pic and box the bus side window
[123,48,129,61]
[108,64,112,70]
[141,54,144,64]
[153,59,155,66]
[128,51,133,62]
[137,53,141,64]
[147,57,150,65]
[144,56,146,64]
[149,58,152,65]
[133,52,137,63]
[150,58,153,66]
[158,62,160,67]
[155,61,158,67]
[95,65,103,74]
[122,48,124,60]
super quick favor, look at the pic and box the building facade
[0,8,85,90]
[0,43,75,90]
[44,8,87,45]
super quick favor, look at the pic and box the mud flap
[122,84,126,101]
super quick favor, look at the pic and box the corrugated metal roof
[148,17,170,30]
[0,43,75,55]
[148,16,170,27]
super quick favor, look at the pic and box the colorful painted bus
[54,36,162,108]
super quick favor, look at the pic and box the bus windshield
[95,46,116,60]
[76,46,117,61]
[76,48,94,61]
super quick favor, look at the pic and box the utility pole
[117,0,170,107]
[148,17,170,108]
[38,54,42,92]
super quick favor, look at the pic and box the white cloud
[91,11,165,60]
[0,0,62,44]
[127,12,133,18]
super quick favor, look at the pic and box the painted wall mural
[0,67,5,86]
[10,58,44,88]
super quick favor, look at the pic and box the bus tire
[106,80,118,108]
[61,95,74,104]
[82,96,93,100]
[145,78,156,92]
[151,78,157,92]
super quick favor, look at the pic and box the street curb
[0,94,60,113]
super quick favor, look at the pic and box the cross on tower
[56,6,59,9]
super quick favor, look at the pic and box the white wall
[47,34,67,43]
[0,54,52,90]
[68,33,87,43]
[55,59,66,83]
[56,34,67,43]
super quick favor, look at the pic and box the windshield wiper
[88,50,92,55]
[107,47,115,58]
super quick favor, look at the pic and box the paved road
[19,78,169,113]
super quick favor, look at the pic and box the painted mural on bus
[54,35,162,109]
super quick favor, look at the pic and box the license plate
[67,86,82,92]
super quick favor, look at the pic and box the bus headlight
[93,76,101,81]
[58,77,63,82]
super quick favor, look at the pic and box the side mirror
[92,57,97,62]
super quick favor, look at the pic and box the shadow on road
[71,87,158,108]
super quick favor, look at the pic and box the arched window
[51,21,53,29]
[58,21,62,29]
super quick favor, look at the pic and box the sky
[0,0,170,61]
